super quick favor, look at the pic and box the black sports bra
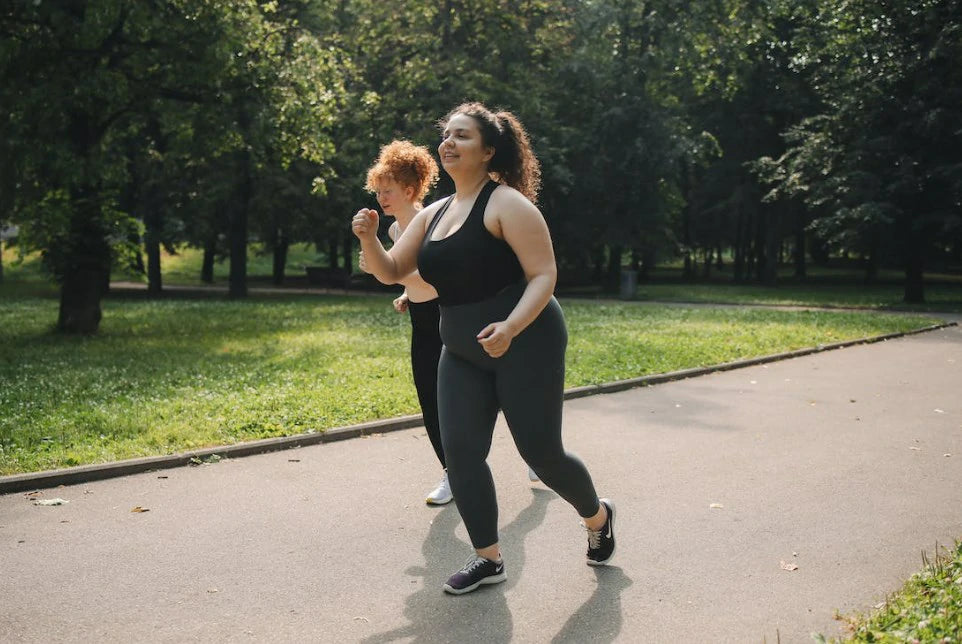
[417,181,523,305]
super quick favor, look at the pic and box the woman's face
[438,113,494,175]
[373,178,414,216]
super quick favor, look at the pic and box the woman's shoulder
[489,183,540,217]
[388,220,401,241]
[423,193,453,213]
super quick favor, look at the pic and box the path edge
[2,321,955,495]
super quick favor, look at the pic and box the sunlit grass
[824,541,962,642]
[628,283,962,312]
[0,286,939,475]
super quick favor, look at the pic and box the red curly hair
[364,140,439,202]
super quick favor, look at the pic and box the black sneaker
[585,498,615,566]
[442,554,507,595]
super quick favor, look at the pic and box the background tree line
[2,0,960,333]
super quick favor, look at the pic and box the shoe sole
[586,498,615,566]
[442,571,507,595]
[425,494,454,505]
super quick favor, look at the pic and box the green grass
[0,284,939,475]
[825,541,962,642]
[628,283,962,313]
[118,242,331,284]
[0,241,335,286]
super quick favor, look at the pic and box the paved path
[2,324,961,643]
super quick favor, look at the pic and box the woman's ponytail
[440,102,541,203]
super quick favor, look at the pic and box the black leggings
[438,283,600,549]
[408,299,446,468]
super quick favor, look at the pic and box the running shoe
[442,554,506,595]
[426,471,453,505]
[585,498,616,566]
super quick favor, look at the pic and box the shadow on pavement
[550,567,633,643]
[362,487,556,643]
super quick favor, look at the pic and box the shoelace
[459,554,488,573]
[583,523,602,549]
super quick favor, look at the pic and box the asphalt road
[2,323,961,643]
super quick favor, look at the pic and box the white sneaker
[426,471,454,505]
[528,466,540,482]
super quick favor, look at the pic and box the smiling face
[438,113,494,176]
[372,178,414,217]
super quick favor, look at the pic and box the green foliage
[756,0,962,298]
[0,289,935,474]
[831,541,962,642]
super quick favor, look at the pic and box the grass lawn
[0,283,940,475]
[628,282,962,313]
[824,541,962,642]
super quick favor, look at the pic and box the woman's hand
[351,208,379,242]
[393,293,409,313]
[477,320,517,358]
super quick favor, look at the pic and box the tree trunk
[58,268,105,333]
[605,244,623,293]
[734,211,746,283]
[272,233,288,286]
[145,216,162,295]
[0,235,4,284]
[793,205,806,280]
[201,237,216,283]
[228,153,251,299]
[903,237,925,303]
[341,233,353,273]
[327,237,339,270]
[639,248,654,283]
[58,207,110,334]
[761,208,779,286]
[863,228,880,285]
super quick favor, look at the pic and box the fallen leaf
[709,503,724,509]
[207,588,219,594]
[130,506,150,513]
[24,491,41,498]
[780,561,799,571]
[945,453,952,458]
[909,446,921,451]
[33,498,68,506]
[934,409,945,414]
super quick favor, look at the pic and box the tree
[757,0,962,301]
[1,1,343,327]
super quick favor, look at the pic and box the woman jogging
[352,103,615,595]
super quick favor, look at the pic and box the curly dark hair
[364,140,439,202]
[439,102,542,203]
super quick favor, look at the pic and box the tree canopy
[2,0,960,331]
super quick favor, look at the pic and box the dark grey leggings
[438,283,600,549]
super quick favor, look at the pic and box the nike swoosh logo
[605,523,612,539]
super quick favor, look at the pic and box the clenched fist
[351,208,379,242]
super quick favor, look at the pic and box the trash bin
[619,269,637,300]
